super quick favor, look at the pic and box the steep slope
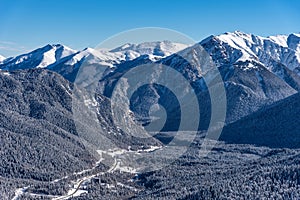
[221,92,300,148]
[0,69,97,182]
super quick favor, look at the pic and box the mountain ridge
[1,31,300,125]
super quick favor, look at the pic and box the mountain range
[1,31,300,199]
[1,31,300,134]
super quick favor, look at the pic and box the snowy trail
[11,187,29,200]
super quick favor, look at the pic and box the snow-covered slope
[0,55,5,62]
[111,41,189,58]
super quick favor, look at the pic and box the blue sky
[0,0,299,57]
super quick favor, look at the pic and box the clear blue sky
[0,0,299,57]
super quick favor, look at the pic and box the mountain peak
[40,43,75,52]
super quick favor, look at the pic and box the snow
[65,48,124,67]
[97,146,161,172]
[147,54,163,61]
[269,35,288,47]
[116,182,139,192]
[0,55,5,62]
[1,71,10,76]
[0,41,189,74]
[217,32,254,51]
[110,41,189,57]
[36,48,56,68]
[208,31,300,76]
[64,50,87,66]
[36,44,76,68]
[0,44,77,71]
[137,145,161,153]
[12,187,28,200]
[57,44,77,58]
[2,32,300,79]
[15,55,28,65]
[216,32,257,62]
[97,146,161,158]
[84,98,98,107]
[237,50,252,62]
[67,189,88,197]
[113,161,138,173]
[295,45,300,63]
[96,146,162,173]
[63,41,189,71]
[117,43,131,50]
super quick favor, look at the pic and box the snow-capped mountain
[202,31,300,70]
[0,44,77,71]
[196,31,300,122]
[0,41,188,81]
[201,31,300,90]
